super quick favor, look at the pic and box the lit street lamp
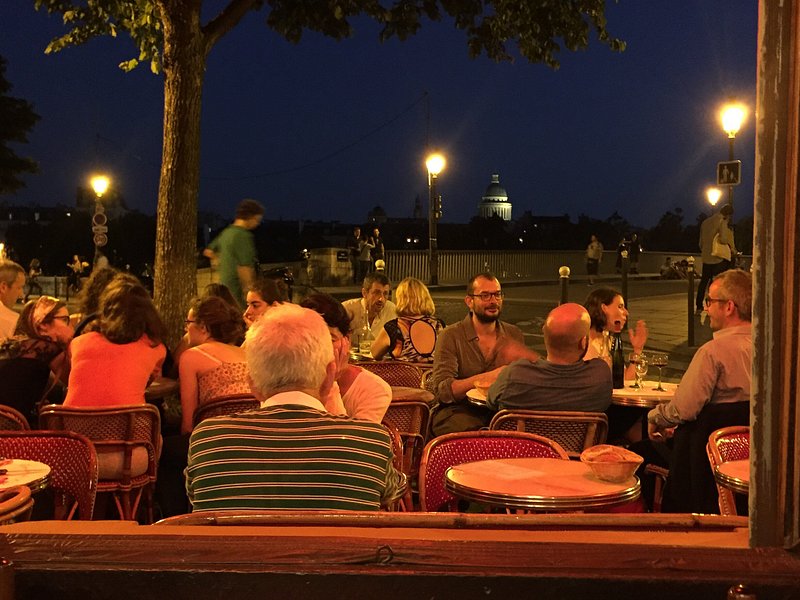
[706,186,722,208]
[90,174,110,265]
[720,102,747,209]
[425,152,446,286]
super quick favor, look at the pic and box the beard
[473,309,500,324]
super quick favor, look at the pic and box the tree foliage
[0,55,40,195]
[29,0,625,345]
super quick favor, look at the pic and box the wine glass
[650,352,669,392]
[628,352,648,389]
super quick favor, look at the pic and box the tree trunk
[154,2,206,349]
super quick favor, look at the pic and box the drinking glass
[628,352,648,389]
[650,352,669,391]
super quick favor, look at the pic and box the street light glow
[706,187,722,207]
[425,153,446,176]
[720,103,747,138]
[90,175,110,197]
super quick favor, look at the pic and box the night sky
[1,1,757,228]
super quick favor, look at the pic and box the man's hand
[648,422,675,442]
[496,340,540,365]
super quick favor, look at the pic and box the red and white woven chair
[706,425,750,516]
[418,430,569,512]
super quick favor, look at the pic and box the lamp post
[90,175,110,266]
[706,186,722,208]
[425,153,445,286]
[720,103,746,209]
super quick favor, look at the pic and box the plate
[466,388,489,406]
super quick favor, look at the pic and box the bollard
[620,250,629,306]
[558,266,570,305]
[687,256,696,347]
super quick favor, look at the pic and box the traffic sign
[93,233,108,247]
[92,225,108,234]
[717,160,741,186]
[92,212,108,226]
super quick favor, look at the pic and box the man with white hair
[186,303,404,512]
[0,260,25,341]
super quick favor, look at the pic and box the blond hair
[395,277,435,317]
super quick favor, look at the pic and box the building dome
[478,173,512,221]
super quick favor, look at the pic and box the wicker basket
[580,444,643,483]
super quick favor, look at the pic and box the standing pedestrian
[358,229,375,281]
[347,226,361,284]
[695,204,736,313]
[371,227,385,265]
[25,259,43,301]
[585,235,603,285]
[628,233,642,274]
[203,199,264,308]
[67,254,85,295]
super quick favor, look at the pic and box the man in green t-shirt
[203,199,264,308]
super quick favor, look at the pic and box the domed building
[478,173,512,221]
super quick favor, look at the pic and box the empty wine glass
[628,352,648,389]
[650,352,669,392]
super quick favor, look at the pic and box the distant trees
[0,55,40,195]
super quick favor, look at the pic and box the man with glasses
[646,268,751,513]
[429,272,536,436]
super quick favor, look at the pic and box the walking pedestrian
[585,235,603,285]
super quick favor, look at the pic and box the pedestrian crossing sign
[717,160,741,186]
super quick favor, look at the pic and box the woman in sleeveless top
[179,296,248,434]
[371,277,444,363]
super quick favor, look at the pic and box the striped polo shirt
[186,392,397,511]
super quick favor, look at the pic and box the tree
[31,0,625,345]
[0,55,40,195]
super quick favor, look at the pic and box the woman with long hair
[178,296,248,434]
[583,287,648,372]
[371,277,445,363]
[0,296,74,425]
[64,276,166,407]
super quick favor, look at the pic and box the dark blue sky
[1,1,757,228]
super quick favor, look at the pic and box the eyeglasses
[704,296,729,307]
[469,291,504,301]
[184,319,197,325]
[50,315,71,324]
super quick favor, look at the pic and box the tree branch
[203,0,260,52]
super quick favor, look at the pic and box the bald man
[486,303,612,412]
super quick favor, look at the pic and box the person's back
[187,404,395,511]
[487,357,612,412]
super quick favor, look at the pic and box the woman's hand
[628,319,648,352]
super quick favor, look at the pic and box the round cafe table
[714,459,749,494]
[445,457,640,512]
[0,459,51,494]
[145,377,179,403]
[611,381,677,409]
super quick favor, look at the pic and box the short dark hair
[202,283,240,311]
[235,198,264,220]
[249,277,289,304]
[362,272,390,290]
[191,296,246,344]
[300,293,352,337]
[466,272,498,295]
[720,204,734,216]
[584,287,623,333]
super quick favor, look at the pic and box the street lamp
[425,152,446,286]
[706,186,722,208]
[720,102,747,209]
[89,174,110,265]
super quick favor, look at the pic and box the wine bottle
[611,332,625,389]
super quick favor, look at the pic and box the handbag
[711,233,732,260]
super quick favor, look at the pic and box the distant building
[478,173,512,221]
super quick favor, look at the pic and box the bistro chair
[383,400,431,505]
[0,486,34,525]
[0,431,98,520]
[706,426,750,516]
[360,362,424,388]
[0,405,31,431]
[418,430,569,512]
[193,394,260,428]
[39,404,161,523]
[489,410,608,459]
[380,420,409,511]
